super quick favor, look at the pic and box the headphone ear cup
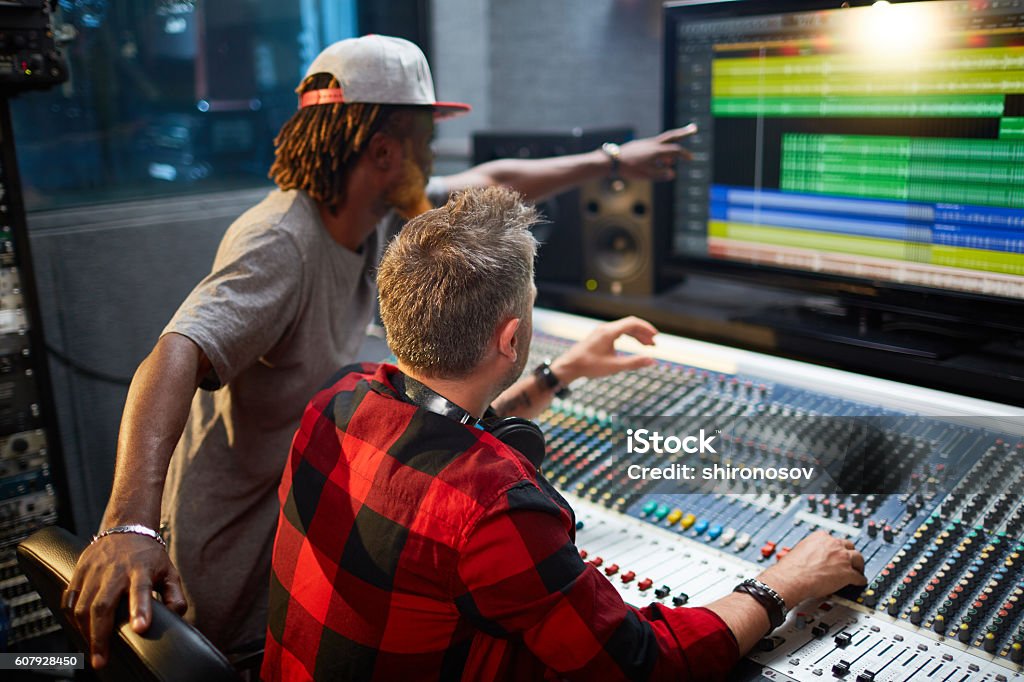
[485,417,547,469]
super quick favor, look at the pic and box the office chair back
[17,526,241,682]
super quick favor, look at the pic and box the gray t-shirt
[160,183,445,653]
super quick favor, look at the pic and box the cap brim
[433,102,472,120]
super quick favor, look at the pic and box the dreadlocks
[269,73,414,207]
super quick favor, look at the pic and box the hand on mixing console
[757,531,867,606]
[551,316,658,384]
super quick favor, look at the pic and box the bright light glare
[848,1,945,56]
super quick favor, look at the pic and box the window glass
[11,0,358,211]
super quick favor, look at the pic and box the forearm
[101,332,207,528]
[492,355,581,419]
[453,150,610,204]
[702,593,773,654]
[705,568,807,654]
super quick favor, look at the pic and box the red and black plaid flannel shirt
[262,363,740,681]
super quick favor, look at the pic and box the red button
[638,578,653,591]
[775,547,791,561]
[579,549,588,559]
[604,564,619,576]
[590,556,603,567]
[621,571,636,583]
[761,542,777,559]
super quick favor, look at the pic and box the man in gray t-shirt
[65,35,697,667]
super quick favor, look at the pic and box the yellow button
[680,513,697,529]
[666,509,683,525]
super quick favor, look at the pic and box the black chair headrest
[17,526,240,682]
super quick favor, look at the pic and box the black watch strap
[733,578,787,632]
[533,361,571,398]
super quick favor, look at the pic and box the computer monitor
[660,0,1024,330]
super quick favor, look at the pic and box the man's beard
[495,319,532,397]
[386,154,433,220]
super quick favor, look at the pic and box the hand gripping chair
[17,526,258,681]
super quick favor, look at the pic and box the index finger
[128,572,154,633]
[657,123,698,144]
[849,549,866,575]
[601,316,659,345]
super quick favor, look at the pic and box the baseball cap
[299,35,471,120]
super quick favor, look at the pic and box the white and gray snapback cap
[299,35,470,119]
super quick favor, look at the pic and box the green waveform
[999,117,1024,140]
[710,221,1024,276]
[712,96,1004,118]
[780,134,1024,208]
[712,46,1024,79]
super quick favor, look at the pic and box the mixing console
[529,309,1024,681]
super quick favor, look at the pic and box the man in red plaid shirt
[263,187,866,681]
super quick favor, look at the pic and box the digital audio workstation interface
[671,0,1024,301]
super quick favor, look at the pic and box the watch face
[533,362,557,389]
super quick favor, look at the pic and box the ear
[367,131,401,172]
[496,317,522,364]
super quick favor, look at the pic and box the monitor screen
[664,0,1024,302]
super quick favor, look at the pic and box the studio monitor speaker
[579,177,655,296]
[472,128,633,287]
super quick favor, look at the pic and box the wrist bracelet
[92,524,167,549]
[533,360,571,398]
[733,578,788,632]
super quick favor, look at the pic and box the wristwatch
[600,142,622,178]
[533,360,571,398]
[733,578,788,632]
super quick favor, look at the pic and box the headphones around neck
[397,373,547,469]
